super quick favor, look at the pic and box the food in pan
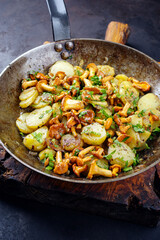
[16,60,160,179]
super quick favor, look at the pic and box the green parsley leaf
[74,149,81,156]
[132,124,145,133]
[138,109,146,117]
[133,153,140,166]
[45,166,53,171]
[76,70,82,76]
[104,150,116,160]
[100,89,107,94]
[79,111,88,118]
[53,112,57,118]
[91,75,102,86]
[123,166,133,172]
[133,97,139,108]
[145,143,150,149]
[121,136,130,142]
[127,108,134,115]
[153,127,160,133]
[113,139,122,147]
[39,109,53,119]
[32,132,43,143]
[99,108,110,120]
[99,94,107,101]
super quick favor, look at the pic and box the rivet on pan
[54,43,63,52]
[65,41,74,51]
[61,51,70,60]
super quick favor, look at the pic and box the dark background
[0,0,160,239]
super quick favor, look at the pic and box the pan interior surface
[0,39,160,183]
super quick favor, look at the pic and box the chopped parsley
[99,94,107,101]
[76,70,82,76]
[121,136,130,142]
[138,109,146,117]
[100,89,107,94]
[32,132,43,143]
[53,112,57,118]
[123,166,133,172]
[99,108,111,119]
[127,108,134,115]
[133,153,140,166]
[39,109,53,119]
[96,159,109,169]
[74,149,81,156]
[91,75,102,86]
[113,139,122,147]
[45,166,53,171]
[133,97,139,108]
[104,150,116,160]
[79,111,88,118]
[132,124,145,133]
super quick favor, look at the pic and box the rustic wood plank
[0,144,160,226]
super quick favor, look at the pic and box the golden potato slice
[23,126,49,151]
[49,60,74,77]
[115,74,128,82]
[138,93,160,111]
[16,113,35,134]
[119,81,139,106]
[81,123,107,145]
[138,130,151,150]
[31,96,49,109]
[39,148,56,160]
[89,101,108,109]
[19,90,38,108]
[126,128,140,149]
[97,65,115,76]
[61,134,83,151]
[19,87,37,101]
[52,102,62,119]
[26,106,52,129]
[130,114,143,126]
[96,108,112,119]
[108,142,135,168]
[142,109,160,131]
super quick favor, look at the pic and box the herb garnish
[104,150,116,160]
[91,75,102,86]
[32,132,43,143]
[79,111,88,118]
[138,109,146,117]
[39,109,53,119]
[132,124,145,133]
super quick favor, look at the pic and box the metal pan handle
[46,0,71,41]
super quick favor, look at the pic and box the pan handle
[46,0,71,41]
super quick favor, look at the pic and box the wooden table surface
[0,0,160,239]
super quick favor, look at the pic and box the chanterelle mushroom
[87,159,112,179]
[61,95,84,111]
[54,151,69,175]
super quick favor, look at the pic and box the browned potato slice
[61,134,83,151]
[81,123,107,145]
[23,126,49,151]
[16,113,35,134]
[26,106,53,129]
[138,93,160,111]
[108,142,135,168]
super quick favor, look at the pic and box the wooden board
[0,144,160,227]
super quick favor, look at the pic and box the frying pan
[0,0,160,183]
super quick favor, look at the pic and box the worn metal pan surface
[0,0,160,183]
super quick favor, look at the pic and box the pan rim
[0,38,160,184]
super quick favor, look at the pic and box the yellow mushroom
[87,160,112,179]
[61,95,84,111]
